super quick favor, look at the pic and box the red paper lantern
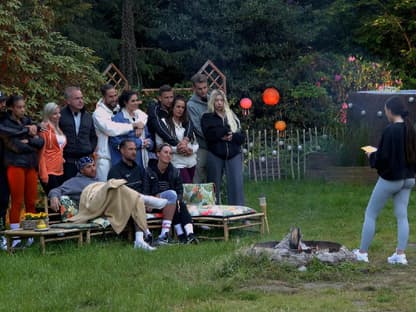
[240,98,252,116]
[274,120,286,132]
[262,88,280,106]
[239,98,252,110]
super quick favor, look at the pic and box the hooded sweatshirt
[187,94,208,149]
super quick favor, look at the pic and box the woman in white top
[38,102,67,194]
[156,95,198,183]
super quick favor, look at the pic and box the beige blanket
[69,179,147,234]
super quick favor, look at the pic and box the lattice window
[198,60,227,94]
[102,63,129,91]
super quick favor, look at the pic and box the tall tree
[120,0,139,87]
[0,0,103,115]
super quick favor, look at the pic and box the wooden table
[3,228,85,254]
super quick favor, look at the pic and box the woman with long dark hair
[354,96,416,264]
[156,95,198,183]
[109,90,153,170]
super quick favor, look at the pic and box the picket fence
[242,127,338,181]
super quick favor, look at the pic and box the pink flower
[378,85,384,91]
[335,74,342,82]
[341,102,348,109]
[316,81,321,87]
[395,79,402,85]
[348,56,356,62]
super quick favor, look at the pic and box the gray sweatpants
[359,177,415,251]
[206,151,245,205]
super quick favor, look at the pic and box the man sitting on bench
[107,139,177,246]
[48,156,156,251]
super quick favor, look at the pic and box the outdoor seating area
[1,183,267,254]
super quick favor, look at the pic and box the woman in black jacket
[354,96,416,264]
[3,95,44,246]
[201,89,245,205]
[145,144,198,245]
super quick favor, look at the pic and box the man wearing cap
[48,156,99,211]
[49,156,155,250]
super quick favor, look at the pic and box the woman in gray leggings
[354,96,416,264]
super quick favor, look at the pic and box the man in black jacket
[60,86,97,182]
[147,85,193,164]
[107,139,177,246]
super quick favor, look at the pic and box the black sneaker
[144,234,153,246]
[178,234,187,244]
[154,234,174,246]
[187,233,199,244]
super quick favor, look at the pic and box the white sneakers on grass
[353,249,408,265]
[387,252,408,265]
[134,240,156,251]
[353,249,369,263]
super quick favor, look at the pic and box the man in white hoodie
[93,84,143,181]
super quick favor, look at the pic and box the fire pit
[246,228,355,267]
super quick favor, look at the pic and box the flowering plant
[23,212,48,220]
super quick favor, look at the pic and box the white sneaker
[26,237,34,247]
[11,239,22,248]
[353,249,369,263]
[387,252,408,265]
[134,240,156,251]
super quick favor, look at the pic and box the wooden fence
[242,128,377,184]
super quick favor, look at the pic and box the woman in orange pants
[2,95,44,247]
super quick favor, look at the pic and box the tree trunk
[120,0,138,88]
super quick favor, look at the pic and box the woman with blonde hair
[201,89,245,205]
[38,102,67,194]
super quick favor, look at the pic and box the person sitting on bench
[48,156,156,251]
[107,139,177,246]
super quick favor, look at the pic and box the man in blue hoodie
[187,74,209,183]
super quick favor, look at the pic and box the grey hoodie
[187,94,208,149]
[48,173,99,203]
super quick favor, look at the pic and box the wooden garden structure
[102,59,227,95]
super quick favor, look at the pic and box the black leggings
[172,201,192,226]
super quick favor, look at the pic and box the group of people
[0,73,246,251]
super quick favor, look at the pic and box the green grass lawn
[1,180,416,312]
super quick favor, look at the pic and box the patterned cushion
[146,212,164,220]
[91,217,111,229]
[183,183,216,205]
[187,204,257,218]
[59,196,79,222]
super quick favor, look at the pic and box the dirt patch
[243,281,299,294]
